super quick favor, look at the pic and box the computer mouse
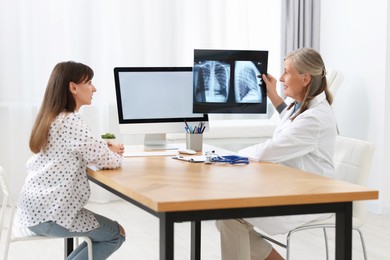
[178,149,197,155]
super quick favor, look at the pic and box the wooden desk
[87,148,378,260]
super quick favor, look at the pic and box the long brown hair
[286,48,333,121]
[29,61,94,153]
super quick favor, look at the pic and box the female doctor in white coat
[216,48,337,260]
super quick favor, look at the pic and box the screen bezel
[113,67,209,125]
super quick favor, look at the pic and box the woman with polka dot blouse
[15,61,126,260]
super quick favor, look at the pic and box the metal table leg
[191,221,201,260]
[335,202,353,260]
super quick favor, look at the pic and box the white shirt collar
[308,91,327,108]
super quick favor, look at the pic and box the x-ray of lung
[234,61,262,103]
[194,61,230,103]
[193,49,268,114]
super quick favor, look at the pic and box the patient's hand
[108,142,125,156]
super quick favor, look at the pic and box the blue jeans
[28,212,125,260]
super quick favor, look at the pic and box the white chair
[0,166,93,260]
[259,135,375,259]
[326,68,344,98]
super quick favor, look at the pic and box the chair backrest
[1,166,38,239]
[326,68,344,98]
[1,166,11,242]
[333,136,375,226]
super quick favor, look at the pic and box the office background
[0,0,389,217]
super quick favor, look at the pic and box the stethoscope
[205,151,249,165]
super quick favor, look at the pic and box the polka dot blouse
[16,112,122,232]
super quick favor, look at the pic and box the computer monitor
[193,49,268,113]
[113,67,209,150]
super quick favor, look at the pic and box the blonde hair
[29,61,94,153]
[286,48,333,120]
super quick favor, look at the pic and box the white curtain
[281,0,321,56]
[277,0,320,100]
[0,0,281,199]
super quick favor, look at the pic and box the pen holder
[185,133,203,152]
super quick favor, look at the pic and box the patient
[15,61,126,260]
[216,48,337,260]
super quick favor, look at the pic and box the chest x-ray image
[194,61,230,103]
[193,49,268,114]
[234,61,262,103]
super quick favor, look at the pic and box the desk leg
[335,202,352,260]
[160,215,174,260]
[191,221,201,260]
[64,238,74,256]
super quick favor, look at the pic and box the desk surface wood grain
[87,154,378,212]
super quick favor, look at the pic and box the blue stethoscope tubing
[210,155,249,164]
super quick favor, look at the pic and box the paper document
[172,155,206,163]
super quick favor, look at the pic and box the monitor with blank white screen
[113,67,209,150]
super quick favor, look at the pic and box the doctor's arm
[261,74,286,113]
[238,115,320,162]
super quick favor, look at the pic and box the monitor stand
[144,133,178,151]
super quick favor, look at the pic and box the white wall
[320,0,389,213]
[386,0,390,214]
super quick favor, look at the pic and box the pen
[184,119,190,129]
[184,120,192,134]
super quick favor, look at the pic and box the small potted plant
[101,133,116,141]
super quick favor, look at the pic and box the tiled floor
[2,199,389,260]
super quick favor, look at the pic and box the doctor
[216,48,337,260]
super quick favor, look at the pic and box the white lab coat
[238,91,337,235]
